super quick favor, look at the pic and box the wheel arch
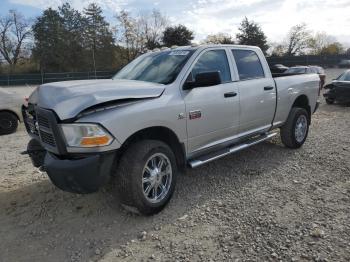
[291,95,311,122]
[0,109,20,122]
[119,126,186,172]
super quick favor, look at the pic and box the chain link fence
[267,54,350,67]
[0,70,117,86]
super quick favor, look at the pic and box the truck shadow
[0,139,297,262]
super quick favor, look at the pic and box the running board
[188,132,277,168]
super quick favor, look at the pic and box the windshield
[113,50,194,84]
[336,71,350,81]
[285,67,307,74]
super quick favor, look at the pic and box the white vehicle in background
[0,88,23,135]
[23,44,320,215]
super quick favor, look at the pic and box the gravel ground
[1,73,349,261]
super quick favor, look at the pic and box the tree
[269,43,286,57]
[0,10,31,69]
[162,25,194,47]
[346,48,350,55]
[58,3,88,71]
[320,42,344,55]
[308,32,335,55]
[203,33,234,44]
[33,3,115,72]
[139,9,168,50]
[115,10,145,61]
[236,17,268,54]
[84,3,114,71]
[32,8,65,71]
[284,23,311,56]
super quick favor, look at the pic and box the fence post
[7,73,10,87]
[41,71,44,84]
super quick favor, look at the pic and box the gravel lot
[0,71,349,262]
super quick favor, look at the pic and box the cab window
[191,50,231,83]
[232,49,265,80]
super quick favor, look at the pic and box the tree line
[0,3,349,74]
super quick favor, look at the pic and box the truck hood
[29,79,165,120]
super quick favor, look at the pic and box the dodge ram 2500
[22,45,320,215]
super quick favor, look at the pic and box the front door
[183,48,240,154]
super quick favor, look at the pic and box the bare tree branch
[0,10,31,67]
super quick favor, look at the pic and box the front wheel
[280,107,310,149]
[116,140,177,215]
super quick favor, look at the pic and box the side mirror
[183,71,222,90]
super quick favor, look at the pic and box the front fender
[76,92,187,150]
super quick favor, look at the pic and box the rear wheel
[280,107,309,149]
[116,140,177,215]
[0,112,18,135]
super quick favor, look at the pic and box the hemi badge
[189,110,201,120]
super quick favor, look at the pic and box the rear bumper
[44,152,115,194]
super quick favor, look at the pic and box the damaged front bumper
[25,138,115,194]
[44,151,115,194]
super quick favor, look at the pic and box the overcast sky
[2,0,350,46]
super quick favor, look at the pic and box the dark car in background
[323,70,350,104]
[284,66,317,75]
[270,64,289,73]
[338,59,350,68]
[284,66,325,92]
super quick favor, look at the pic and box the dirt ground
[0,72,349,261]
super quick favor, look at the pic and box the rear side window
[232,50,265,80]
[192,50,231,83]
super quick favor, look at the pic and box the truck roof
[150,44,261,52]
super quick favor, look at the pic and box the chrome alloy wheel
[142,153,172,204]
[295,115,308,143]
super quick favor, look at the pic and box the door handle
[264,86,274,91]
[224,91,237,98]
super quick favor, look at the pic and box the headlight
[61,123,114,147]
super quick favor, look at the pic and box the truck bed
[272,73,320,126]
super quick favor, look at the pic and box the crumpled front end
[22,105,116,194]
[323,84,350,103]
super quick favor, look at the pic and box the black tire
[27,139,46,168]
[116,140,177,215]
[280,107,309,149]
[325,98,334,104]
[0,111,18,135]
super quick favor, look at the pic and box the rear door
[231,49,276,134]
[183,48,240,154]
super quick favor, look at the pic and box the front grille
[37,114,50,128]
[23,106,39,136]
[23,105,65,155]
[36,111,56,148]
[39,129,56,146]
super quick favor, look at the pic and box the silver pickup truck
[23,45,320,215]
